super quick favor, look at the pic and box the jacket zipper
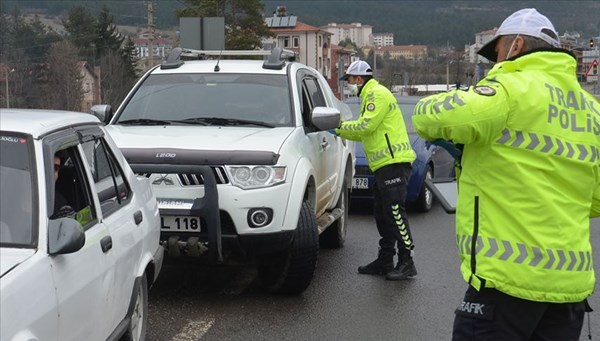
[385,133,394,158]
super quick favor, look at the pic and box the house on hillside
[134,31,172,60]
[78,61,101,112]
[320,22,373,48]
[264,7,332,78]
[363,45,428,61]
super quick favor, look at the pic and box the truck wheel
[257,200,318,295]
[122,275,148,341]
[412,165,433,212]
[320,179,348,248]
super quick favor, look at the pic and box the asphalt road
[147,201,600,341]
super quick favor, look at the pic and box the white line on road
[170,319,215,341]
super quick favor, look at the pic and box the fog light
[248,208,273,228]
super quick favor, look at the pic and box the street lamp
[3,67,15,108]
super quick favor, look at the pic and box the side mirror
[48,218,85,255]
[311,107,341,131]
[90,104,113,124]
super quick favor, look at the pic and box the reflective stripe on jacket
[412,49,600,303]
[337,79,415,171]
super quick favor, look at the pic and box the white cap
[340,60,373,80]
[478,8,560,61]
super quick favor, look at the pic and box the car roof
[151,59,292,75]
[0,109,100,138]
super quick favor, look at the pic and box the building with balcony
[320,22,373,48]
[371,33,394,47]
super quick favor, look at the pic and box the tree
[42,40,83,111]
[176,0,274,50]
[120,37,138,80]
[95,4,123,59]
[62,6,97,62]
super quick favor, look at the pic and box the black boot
[386,257,417,280]
[357,252,394,275]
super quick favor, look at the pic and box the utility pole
[147,1,155,68]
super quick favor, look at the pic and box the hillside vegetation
[2,0,599,48]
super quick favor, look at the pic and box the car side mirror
[90,104,113,124]
[48,218,85,255]
[311,107,341,131]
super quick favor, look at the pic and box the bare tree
[42,40,84,111]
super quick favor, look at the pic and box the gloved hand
[327,128,337,135]
[432,140,462,160]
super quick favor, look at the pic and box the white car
[0,109,163,341]
[97,48,355,295]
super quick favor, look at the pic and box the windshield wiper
[199,117,275,128]
[118,118,172,126]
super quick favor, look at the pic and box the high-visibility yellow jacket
[336,79,415,172]
[412,50,600,303]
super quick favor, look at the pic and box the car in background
[0,109,163,341]
[344,96,455,212]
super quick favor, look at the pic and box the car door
[299,72,336,212]
[44,131,112,341]
[78,128,139,334]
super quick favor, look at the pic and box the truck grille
[177,166,229,186]
[137,166,229,186]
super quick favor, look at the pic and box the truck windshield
[117,73,293,127]
[0,133,35,248]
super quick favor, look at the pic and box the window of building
[293,36,300,48]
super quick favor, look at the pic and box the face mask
[348,84,359,96]
[505,34,520,60]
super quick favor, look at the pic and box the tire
[412,165,434,212]
[122,275,148,341]
[257,200,319,295]
[320,179,348,248]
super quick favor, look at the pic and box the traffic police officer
[335,60,417,280]
[412,8,600,340]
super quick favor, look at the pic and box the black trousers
[453,286,590,341]
[372,162,414,259]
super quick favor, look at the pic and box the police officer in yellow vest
[335,60,417,280]
[412,8,600,340]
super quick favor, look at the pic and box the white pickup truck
[95,48,355,294]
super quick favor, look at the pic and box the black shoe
[357,257,394,275]
[386,258,417,280]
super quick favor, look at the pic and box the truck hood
[0,248,35,278]
[106,125,295,153]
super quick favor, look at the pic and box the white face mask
[348,83,359,96]
[505,34,520,60]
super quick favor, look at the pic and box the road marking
[171,319,214,341]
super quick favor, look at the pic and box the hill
[3,0,599,48]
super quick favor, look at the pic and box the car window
[81,138,131,217]
[303,77,326,108]
[117,73,293,126]
[0,133,35,247]
[53,146,98,230]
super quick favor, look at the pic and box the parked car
[344,95,455,211]
[0,109,163,341]
[94,47,355,295]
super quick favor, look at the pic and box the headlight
[226,166,286,189]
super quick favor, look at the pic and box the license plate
[353,177,369,189]
[161,216,202,232]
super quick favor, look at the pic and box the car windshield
[0,133,35,248]
[117,73,293,127]
[345,97,416,133]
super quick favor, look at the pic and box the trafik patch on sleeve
[473,86,496,96]
[366,103,376,111]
